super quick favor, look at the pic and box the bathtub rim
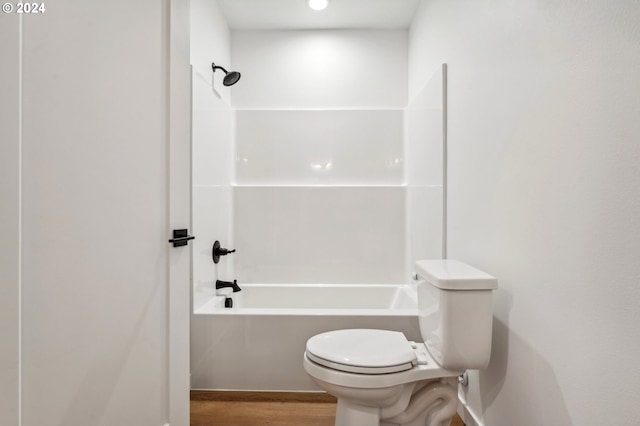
[194,283,419,317]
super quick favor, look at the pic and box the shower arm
[211,63,229,74]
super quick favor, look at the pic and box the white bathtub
[191,284,421,391]
[196,283,418,315]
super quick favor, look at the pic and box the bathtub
[191,284,421,391]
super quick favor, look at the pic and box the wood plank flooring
[191,391,465,426]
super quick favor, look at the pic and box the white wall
[190,0,234,311]
[231,30,407,108]
[234,186,406,284]
[235,109,404,185]
[0,0,184,424]
[406,66,446,278]
[232,108,405,284]
[229,29,408,286]
[410,1,640,425]
[191,0,231,101]
[191,70,233,310]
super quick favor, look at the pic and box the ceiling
[216,0,421,30]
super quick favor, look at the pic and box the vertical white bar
[168,0,192,424]
[442,63,448,259]
[18,13,23,426]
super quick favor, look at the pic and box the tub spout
[216,279,241,292]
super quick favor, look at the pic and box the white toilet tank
[415,260,498,371]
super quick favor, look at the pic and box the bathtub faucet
[216,279,241,293]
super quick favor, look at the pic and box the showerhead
[212,62,241,86]
[223,71,241,86]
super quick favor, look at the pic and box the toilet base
[321,377,458,426]
[381,378,458,426]
[303,351,461,426]
[335,399,381,426]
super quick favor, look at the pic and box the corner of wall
[190,0,231,103]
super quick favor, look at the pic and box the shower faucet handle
[212,240,235,264]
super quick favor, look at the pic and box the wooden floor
[191,391,465,426]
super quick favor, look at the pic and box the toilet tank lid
[415,260,498,290]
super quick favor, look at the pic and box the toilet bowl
[303,260,497,426]
[303,329,461,426]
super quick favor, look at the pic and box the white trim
[458,399,483,426]
[168,0,192,425]
[441,63,448,259]
[18,13,23,426]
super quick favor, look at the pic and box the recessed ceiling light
[307,0,329,11]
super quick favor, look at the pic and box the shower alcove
[189,0,445,391]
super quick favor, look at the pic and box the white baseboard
[457,400,483,426]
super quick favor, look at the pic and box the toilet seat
[306,351,414,374]
[305,329,416,375]
[304,329,462,389]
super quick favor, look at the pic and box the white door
[168,0,192,424]
[0,0,192,425]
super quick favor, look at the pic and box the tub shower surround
[232,108,407,285]
[190,53,445,391]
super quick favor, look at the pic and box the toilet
[303,259,498,426]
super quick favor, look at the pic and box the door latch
[168,229,195,247]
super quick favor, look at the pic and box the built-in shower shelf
[233,107,405,112]
[231,184,407,188]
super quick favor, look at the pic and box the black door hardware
[168,229,195,247]
[212,240,235,264]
